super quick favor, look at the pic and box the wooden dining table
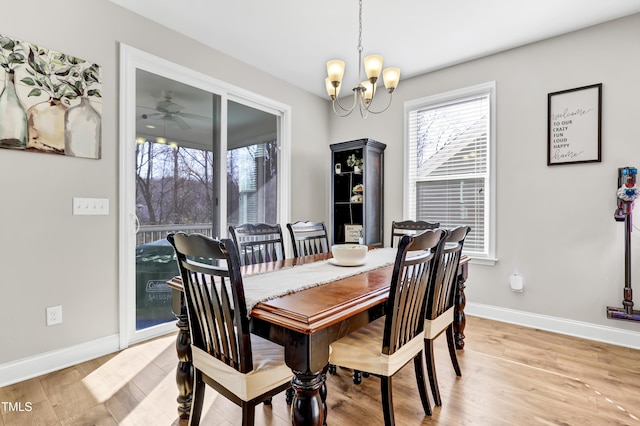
[168,251,469,425]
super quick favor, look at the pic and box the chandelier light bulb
[325,77,341,99]
[361,80,374,104]
[326,60,345,85]
[383,67,401,92]
[363,55,383,82]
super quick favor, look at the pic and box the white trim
[466,302,640,350]
[469,257,498,266]
[0,334,120,387]
[403,81,497,260]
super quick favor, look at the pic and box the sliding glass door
[119,45,290,346]
[133,70,219,331]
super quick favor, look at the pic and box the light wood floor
[2,316,640,425]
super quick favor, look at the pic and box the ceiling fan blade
[157,99,184,113]
[141,112,162,119]
[167,114,191,130]
[176,112,211,121]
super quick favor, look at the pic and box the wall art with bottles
[0,33,102,159]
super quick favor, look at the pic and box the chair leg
[446,325,462,376]
[413,353,432,416]
[424,338,442,406]
[286,387,295,405]
[189,370,206,426]
[353,370,363,385]
[328,363,337,374]
[380,376,395,426]
[241,401,256,426]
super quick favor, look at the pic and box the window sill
[468,256,498,266]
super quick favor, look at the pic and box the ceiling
[135,70,276,149]
[112,0,640,99]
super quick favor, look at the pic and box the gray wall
[0,0,329,368]
[329,14,640,344]
[2,0,639,382]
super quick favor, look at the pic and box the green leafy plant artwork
[0,33,102,159]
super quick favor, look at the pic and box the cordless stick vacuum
[607,166,640,321]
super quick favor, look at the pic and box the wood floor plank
[2,315,640,425]
[0,399,59,426]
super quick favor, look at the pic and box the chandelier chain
[357,0,363,80]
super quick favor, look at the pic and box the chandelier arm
[362,92,394,115]
[334,90,359,113]
[332,100,355,117]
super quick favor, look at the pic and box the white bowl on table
[330,244,368,266]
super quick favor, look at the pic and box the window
[227,140,278,226]
[404,82,496,262]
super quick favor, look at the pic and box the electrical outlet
[46,305,62,326]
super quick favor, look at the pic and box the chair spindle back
[228,223,285,266]
[286,221,330,257]
[383,229,446,355]
[390,220,440,248]
[427,226,470,320]
[168,232,253,373]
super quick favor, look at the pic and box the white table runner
[243,247,397,313]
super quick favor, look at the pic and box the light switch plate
[73,197,109,215]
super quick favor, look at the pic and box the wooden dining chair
[286,221,330,257]
[424,226,470,407]
[167,232,293,426]
[390,220,440,247]
[328,229,447,425]
[228,223,286,266]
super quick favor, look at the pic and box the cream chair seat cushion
[191,334,292,401]
[424,306,454,339]
[329,316,424,377]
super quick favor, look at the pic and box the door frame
[118,44,291,348]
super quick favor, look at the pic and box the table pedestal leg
[291,370,325,426]
[173,290,193,420]
[454,262,469,350]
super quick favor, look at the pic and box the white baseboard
[466,302,640,350]
[0,334,120,388]
[3,305,638,388]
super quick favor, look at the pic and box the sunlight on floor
[82,335,175,402]
[80,334,221,424]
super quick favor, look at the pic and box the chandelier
[325,0,401,118]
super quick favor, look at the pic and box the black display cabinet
[330,138,386,247]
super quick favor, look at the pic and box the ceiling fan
[140,91,208,130]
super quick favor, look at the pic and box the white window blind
[405,83,495,258]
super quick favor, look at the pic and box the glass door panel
[226,101,278,227]
[134,69,219,330]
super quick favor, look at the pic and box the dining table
[167,248,469,425]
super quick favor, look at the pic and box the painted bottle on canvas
[27,97,67,153]
[0,71,28,148]
[64,96,101,159]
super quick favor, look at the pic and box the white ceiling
[112,0,640,99]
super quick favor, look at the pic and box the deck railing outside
[137,223,214,246]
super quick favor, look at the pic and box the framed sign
[344,224,363,243]
[547,83,602,166]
